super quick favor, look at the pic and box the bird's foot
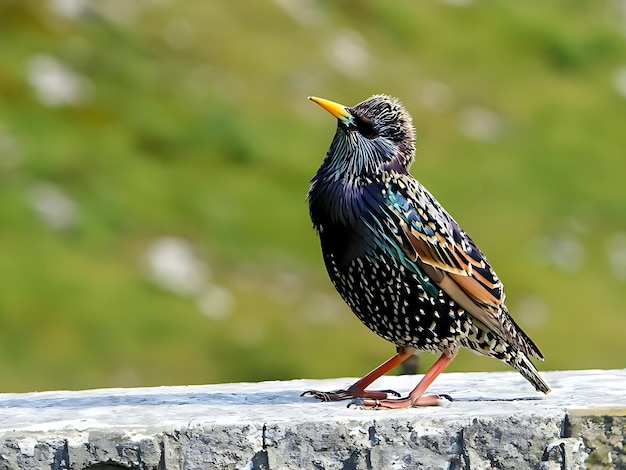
[301,388,401,402]
[348,393,450,409]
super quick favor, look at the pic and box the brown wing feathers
[396,204,520,346]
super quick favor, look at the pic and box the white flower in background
[92,0,142,24]
[0,126,23,170]
[197,285,235,320]
[607,233,626,281]
[28,182,78,230]
[612,65,626,99]
[458,106,504,141]
[26,55,90,106]
[144,237,208,296]
[47,0,89,19]
[437,0,474,6]
[301,293,345,324]
[326,30,370,79]
[163,18,195,51]
[515,294,549,329]
[272,0,324,27]
[418,80,455,113]
[531,233,586,274]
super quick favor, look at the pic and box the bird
[302,94,550,409]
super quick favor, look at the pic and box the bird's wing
[361,175,509,342]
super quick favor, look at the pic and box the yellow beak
[308,96,354,124]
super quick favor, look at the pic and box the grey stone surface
[0,369,624,469]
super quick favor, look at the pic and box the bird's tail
[500,306,545,361]
[508,351,551,394]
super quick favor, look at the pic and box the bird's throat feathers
[308,172,363,231]
[325,125,414,178]
[309,140,411,228]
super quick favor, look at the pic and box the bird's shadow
[0,389,546,412]
[0,390,308,410]
[448,395,545,402]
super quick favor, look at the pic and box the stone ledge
[0,369,624,469]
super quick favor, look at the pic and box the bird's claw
[300,390,347,402]
[347,398,367,409]
[301,388,401,402]
[348,398,389,409]
[349,393,449,409]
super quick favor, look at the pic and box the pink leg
[358,349,456,409]
[302,347,415,401]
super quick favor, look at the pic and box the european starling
[303,95,550,409]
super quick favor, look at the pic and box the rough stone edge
[0,413,583,470]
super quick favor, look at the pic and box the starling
[303,95,550,409]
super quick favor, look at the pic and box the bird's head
[310,94,416,177]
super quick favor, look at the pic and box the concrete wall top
[0,369,624,469]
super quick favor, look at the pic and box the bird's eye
[354,116,378,139]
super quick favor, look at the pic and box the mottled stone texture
[0,369,624,469]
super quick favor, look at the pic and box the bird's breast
[308,176,367,231]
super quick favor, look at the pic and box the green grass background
[1,0,625,392]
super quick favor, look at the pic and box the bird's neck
[308,133,412,231]
[307,169,366,231]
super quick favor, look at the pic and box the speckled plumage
[304,95,549,407]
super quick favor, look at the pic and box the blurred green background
[1,0,625,393]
